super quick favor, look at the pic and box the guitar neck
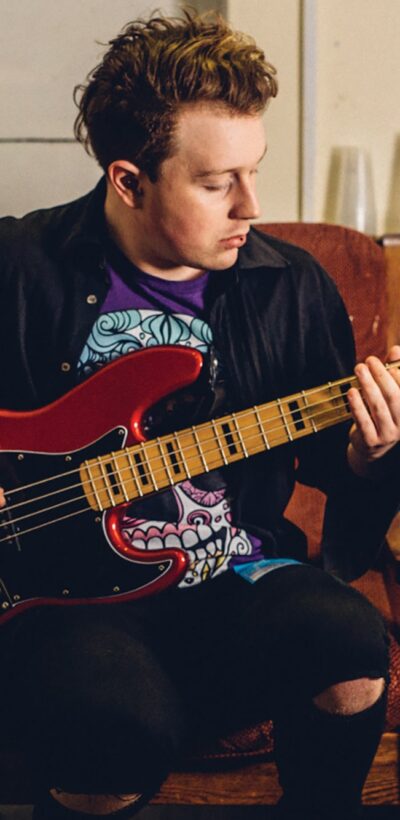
[80,368,371,512]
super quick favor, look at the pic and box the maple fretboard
[81,370,371,512]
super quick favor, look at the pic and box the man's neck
[104,188,204,282]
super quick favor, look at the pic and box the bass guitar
[0,346,396,623]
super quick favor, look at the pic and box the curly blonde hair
[74,10,278,179]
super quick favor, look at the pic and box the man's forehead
[192,144,268,178]
[170,104,266,173]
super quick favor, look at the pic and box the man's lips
[220,233,249,249]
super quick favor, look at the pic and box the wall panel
[227,0,301,223]
[0,0,175,217]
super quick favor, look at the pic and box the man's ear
[107,160,144,207]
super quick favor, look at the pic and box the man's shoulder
[0,180,104,262]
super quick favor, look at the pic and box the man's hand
[0,488,5,508]
[347,345,400,477]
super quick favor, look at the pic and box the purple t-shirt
[78,253,266,589]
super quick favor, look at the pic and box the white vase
[333,147,377,235]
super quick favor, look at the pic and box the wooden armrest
[381,235,400,350]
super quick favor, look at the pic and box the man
[0,10,399,820]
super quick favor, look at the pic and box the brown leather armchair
[1,223,400,810]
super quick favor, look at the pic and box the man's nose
[230,182,261,221]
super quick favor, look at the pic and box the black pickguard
[0,430,172,616]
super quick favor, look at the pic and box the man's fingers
[387,344,400,364]
[355,357,400,428]
[347,385,381,448]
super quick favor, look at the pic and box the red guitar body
[0,347,203,623]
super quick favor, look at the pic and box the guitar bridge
[1,500,23,552]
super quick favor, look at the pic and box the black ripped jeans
[0,565,389,817]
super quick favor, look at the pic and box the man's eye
[205,183,231,192]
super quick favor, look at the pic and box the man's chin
[206,247,239,270]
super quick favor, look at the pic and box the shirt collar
[59,176,107,256]
[238,226,289,269]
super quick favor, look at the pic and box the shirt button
[61,362,71,372]
[86,294,98,305]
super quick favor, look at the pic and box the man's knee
[269,567,389,699]
[313,676,385,715]
[50,790,144,816]
[47,701,185,796]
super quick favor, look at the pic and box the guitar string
[2,358,399,543]
[4,358,399,509]
[0,406,352,545]
[2,378,357,508]
[0,390,357,528]
[0,390,353,519]
[0,400,352,542]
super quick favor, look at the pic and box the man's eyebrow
[193,146,267,178]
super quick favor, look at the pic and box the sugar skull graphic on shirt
[77,262,264,588]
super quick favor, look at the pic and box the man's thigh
[0,601,188,792]
[170,564,389,738]
[0,564,388,753]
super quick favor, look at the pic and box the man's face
[131,104,266,279]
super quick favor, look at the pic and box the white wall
[0,0,175,217]
[0,0,300,221]
[227,0,301,223]
[3,1,399,233]
[307,0,400,234]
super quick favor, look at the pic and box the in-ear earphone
[121,174,143,197]
[122,174,137,190]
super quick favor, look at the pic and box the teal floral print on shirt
[78,308,213,377]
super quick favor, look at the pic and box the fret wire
[9,386,350,519]
[126,449,144,498]
[6,408,354,526]
[2,408,356,547]
[156,437,174,485]
[18,386,351,524]
[232,412,248,457]
[211,420,228,465]
[329,382,348,404]
[83,462,104,511]
[3,400,354,537]
[98,458,116,507]
[11,364,385,535]
[174,432,191,478]
[276,398,293,442]
[301,390,317,433]
[111,452,129,502]
[254,406,271,450]
[140,442,158,490]
[85,395,350,505]
[96,394,352,500]
[192,426,209,472]
[7,374,362,510]
[11,365,393,511]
